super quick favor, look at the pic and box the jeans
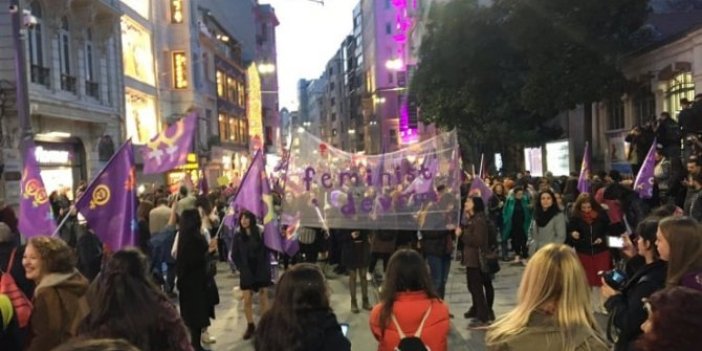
[426,254,452,299]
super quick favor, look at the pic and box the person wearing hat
[654,144,672,204]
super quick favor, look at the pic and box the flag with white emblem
[140,114,197,174]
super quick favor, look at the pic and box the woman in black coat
[340,229,371,313]
[231,211,272,340]
[175,209,210,351]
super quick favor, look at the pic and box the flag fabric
[18,141,56,237]
[577,142,591,194]
[469,178,493,205]
[229,150,298,255]
[141,114,197,174]
[634,139,657,199]
[75,140,137,251]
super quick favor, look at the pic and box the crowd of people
[0,139,702,351]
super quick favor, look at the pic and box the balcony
[86,81,99,99]
[30,65,50,88]
[60,75,77,93]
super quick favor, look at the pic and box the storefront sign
[546,140,570,176]
[524,147,543,177]
[170,0,183,23]
[35,146,71,165]
[173,51,188,89]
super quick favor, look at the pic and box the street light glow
[385,58,403,71]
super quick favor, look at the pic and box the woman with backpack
[369,249,450,351]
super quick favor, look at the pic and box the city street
[205,261,525,351]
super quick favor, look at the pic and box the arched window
[28,1,46,85]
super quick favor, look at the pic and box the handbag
[479,247,500,274]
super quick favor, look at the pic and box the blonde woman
[485,243,608,351]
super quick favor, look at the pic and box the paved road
[203,259,524,351]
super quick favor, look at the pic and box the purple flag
[75,140,137,251]
[634,139,657,199]
[577,142,591,194]
[19,141,56,237]
[469,178,493,205]
[141,114,197,174]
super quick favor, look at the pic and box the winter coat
[486,311,609,351]
[461,213,488,268]
[502,196,532,241]
[566,212,610,255]
[605,260,666,351]
[654,158,671,191]
[685,188,702,218]
[488,194,506,229]
[231,226,272,289]
[284,309,350,351]
[421,230,452,257]
[340,229,370,269]
[0,294,21,351]
[371,230,396,254]
[0,243,33,299]
[176,230,210,330]
[530,212,567,250]
[370,291,450,351]
[27,270,89,351]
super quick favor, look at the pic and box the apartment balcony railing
[30,65,50,88]
[86,81,99,99]
[60,74,77,93]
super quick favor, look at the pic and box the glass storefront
[121,17,156,86]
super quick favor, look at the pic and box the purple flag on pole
[19,141,56,237]
[75,140,137,251]
[577,142,591,194]
[634,139,657,199]
[469,178,493,205]
[141,114,197,174]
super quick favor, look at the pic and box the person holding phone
[601,218,667,351]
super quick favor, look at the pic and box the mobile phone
[607,236,624,248]
[340,323,349,337]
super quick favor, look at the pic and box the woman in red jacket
[369,249,450,351]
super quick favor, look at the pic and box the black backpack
[392,304,432,351]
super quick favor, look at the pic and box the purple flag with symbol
[230,151,299,255]
[469,178,493,205]
[75,140,137,251]
[19,141,56,237]
[577,142,591,194]
[634,139,657,199]
[141,114,197,174]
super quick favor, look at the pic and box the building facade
[0,0,123,204]
[255,4,280,155]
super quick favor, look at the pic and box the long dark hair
[177,209,204,259]
[635,287,702,351]
[255,263,330,351]
[239,211,261,241]
[80,249,167,350]
[379,249,439,335]
[534,190,561,226]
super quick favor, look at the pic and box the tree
[412,0,650,170]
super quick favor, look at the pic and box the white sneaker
[366,272,373,281]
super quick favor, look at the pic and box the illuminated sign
[125,89,158,145]
[173,51,188,89]
[247,65,263,153]
[121,18,155,85]
[171,0,183,23]
[35,146,71,165]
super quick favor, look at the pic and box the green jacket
[502,195,532,240]
[487,311,609,351]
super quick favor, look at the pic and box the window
[634,85,656,126]
[388,72,394,84]
[170,0,184,23]
[385,23,392,34]
[219,114,229,142]
[85,29,94,82]
[331,113,336,121]
[216,71,225,97]
[608,99,625,130]
[28,2,43,67]
[664,72,695,115]
[332,129,337,136]
[227,77,236,102]
[389,129,398,144]
[59,17,71,75]
[331,98,335,106]
[385,0,391,9]
[229,117,237,142]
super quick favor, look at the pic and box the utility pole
[10,0,34,144]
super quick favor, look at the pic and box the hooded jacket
[27,270,89,351]
[487,311,609,351]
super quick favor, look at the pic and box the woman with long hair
[369,249,450,351]
[602,218,667,351]
[485,244,608,351]
[22,237,89,351]
[635,287,702,351]
[459,195,494,327]
[231,211,272,339]
[195,195,220,345]
[566,194,611,311]
[79,249,192,351]
[254,263,350,351]
[531,190,566,251]
[136,200,154,256]
[656,216,702,291]
[175,209,210,350]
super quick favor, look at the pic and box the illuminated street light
[348,129,356,134]
[385,58,403,71]
[297,126,305,133]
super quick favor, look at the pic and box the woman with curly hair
[254,263,349,351]
[636,287,702,351]
[79,249,192,351]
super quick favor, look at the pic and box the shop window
[664,72,695,115]
[608,99,625,130]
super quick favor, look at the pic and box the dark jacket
[370,230,396,254]
[296,309,351,351]
[566,212,610,255]
[0,243,34,299]
[176,231,210,330]
[421,230,452,257]
[27,270,89,351]
[340,229,370,269]
[605,260,666,351]
[231,226,272,288]
[0,294,21,351]
[461,213,488,268]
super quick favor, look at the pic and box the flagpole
[52,139,133,237]
[478,153,484,179]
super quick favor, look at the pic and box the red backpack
[0,248,32,328]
